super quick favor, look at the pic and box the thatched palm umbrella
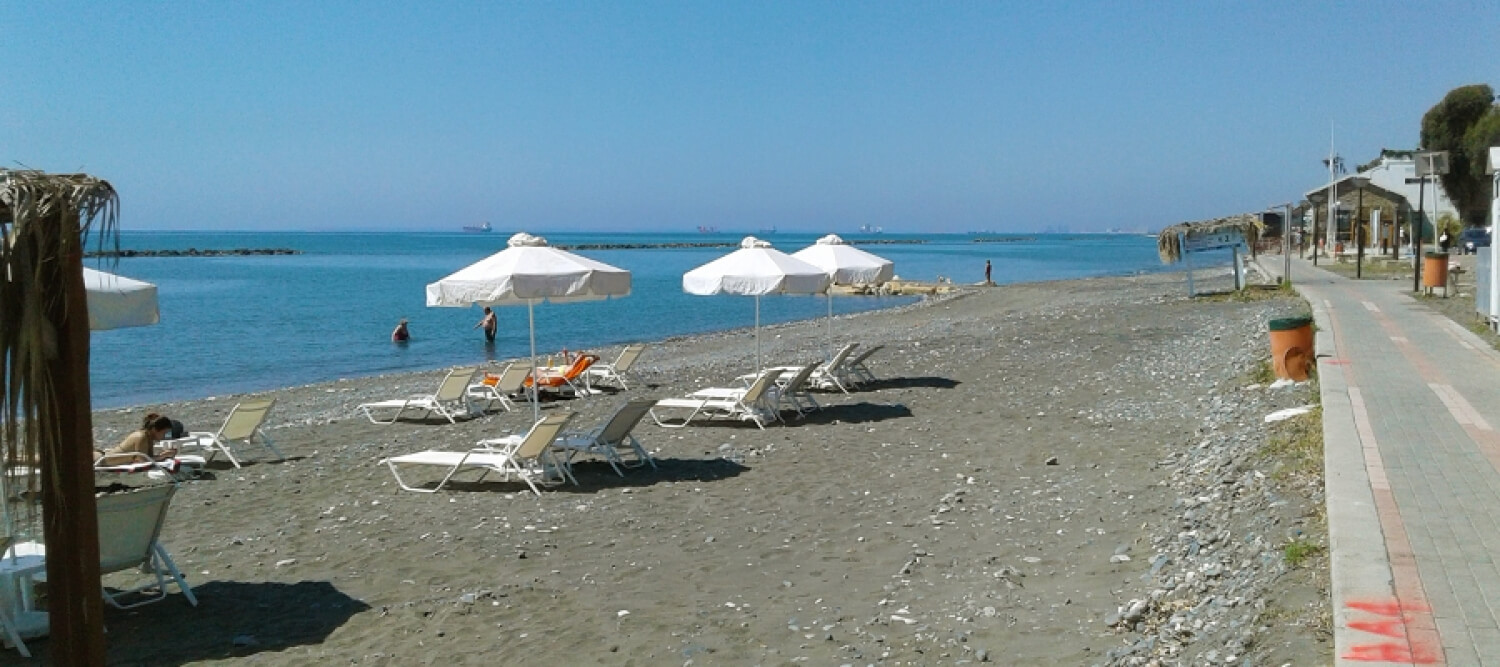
[1156,214,1262,264]
[1,168,117,664]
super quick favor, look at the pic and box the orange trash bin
[1423,252,1449,294]
[1268,316,1314,381]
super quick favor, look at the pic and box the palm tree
[1,168,118,665]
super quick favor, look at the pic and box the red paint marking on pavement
[1347,600,1430,616]
[1344,642,1442,663]
[1350,619,1405,637]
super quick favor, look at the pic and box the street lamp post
[1267,203,1294,285]
[1308,191,1327,266]
[1411,174,1427,292]
[1351,177,1370,279]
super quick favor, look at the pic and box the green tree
[1420,84,1497,225]
[1465,110,1500,221]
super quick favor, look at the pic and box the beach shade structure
[83,266,159,330]
[683,236,831,372]
[0,266,160,530]
[426,232,631,421]
[791,234,894,359]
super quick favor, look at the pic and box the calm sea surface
[87,231,1177,408]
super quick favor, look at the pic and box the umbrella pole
[826,291,833,361]
[755,295,762,372]
[528,299,539,423]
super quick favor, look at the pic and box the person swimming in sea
[392,318,410,343]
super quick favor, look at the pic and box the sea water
[87,231,1175,408]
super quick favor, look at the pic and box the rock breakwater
[85,248,301,258]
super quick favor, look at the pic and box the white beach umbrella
[83,266,160,330]
[426,232,632,420]
[683,236,831,372]
[791,234,894,359]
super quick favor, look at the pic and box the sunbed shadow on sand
[793,401,914,425]
[856,376,960,390]
[425,457,750,495]
[25,580,371,665]
[558,457,751,491]
[197,454,309,472]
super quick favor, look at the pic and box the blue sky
[3,1,1495,233]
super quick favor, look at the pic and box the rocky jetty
[554,239,926,251]
[84,248,301,258]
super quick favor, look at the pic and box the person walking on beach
[984,260,992,285]
[474,306,498,343]
[392,318,410,343]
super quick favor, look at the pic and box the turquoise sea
[88,231,1175,408]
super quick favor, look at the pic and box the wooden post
[1232,246,1244,291]
[40,209,107,665]
[1181,232,1195,297]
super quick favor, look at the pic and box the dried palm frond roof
[1,168,119,516]
[1156,214,1261,264]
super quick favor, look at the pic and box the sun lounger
[3,483,197,631]
[381,412,576,495]
[843,344,884,385]
[0,537,30,657]
[555,398,658,476]
[171,397,284,468]
[467,362,531,413]
[359,367,478,425]
[583,344,647,390]
[527,354,599,397]
[807,342,860,393]
[651,368,784,429]
[94,451,206,481]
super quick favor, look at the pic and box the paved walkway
[1257,255,1500,666]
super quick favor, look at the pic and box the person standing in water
[984,260,992,285]
[474,306,498,343]
[392,318,410,343]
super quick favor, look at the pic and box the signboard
[1177,227,1248,296]
[1416,151,1450,178]
[1181,229,1247,253]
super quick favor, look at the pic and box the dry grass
[1197,283,1293,303]
[1262,406,1324,482]
[1318,258,1413,280]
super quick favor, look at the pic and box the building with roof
[1305,176,1413,248]
[1356,149,1460,222]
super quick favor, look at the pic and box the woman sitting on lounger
[95,413,179,465]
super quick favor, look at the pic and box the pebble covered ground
[27,267,1330,665]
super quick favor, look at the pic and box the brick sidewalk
[1258,255,1500,666]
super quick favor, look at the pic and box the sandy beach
[10,268,1331,665]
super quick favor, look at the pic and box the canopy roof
[82,267,159,330]
[791,234,895,285]
[683,236,830,296]
[426,232,631,307]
